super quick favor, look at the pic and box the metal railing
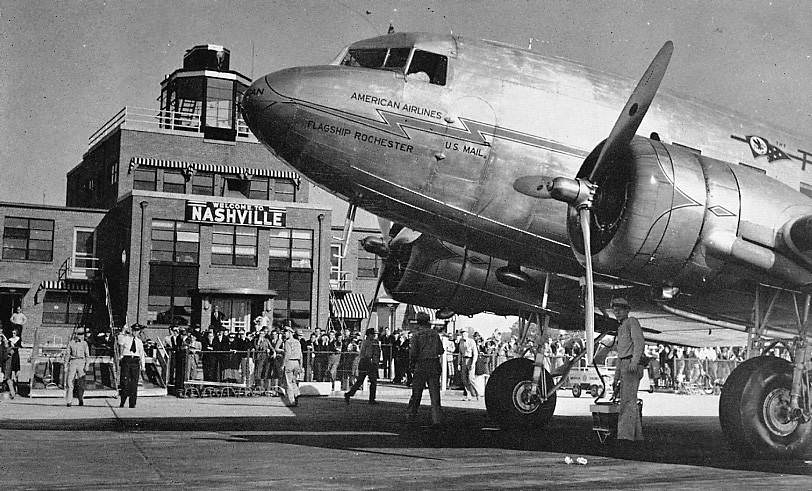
[88,106,256,148]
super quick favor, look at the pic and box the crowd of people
[147,313,754,402]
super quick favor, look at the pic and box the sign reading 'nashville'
[185,201,286,228]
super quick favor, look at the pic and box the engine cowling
[381,234,551,316]
[570,137,812,289]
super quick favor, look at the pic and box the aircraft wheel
[719,356,812,458]
[572,385,582,398]
[648,384,655,393]
[485,358,556,429]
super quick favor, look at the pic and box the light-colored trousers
[282,360,301,406]
[65,360,86,403]
[616,357,644,441]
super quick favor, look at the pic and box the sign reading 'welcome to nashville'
[185,201,286,228]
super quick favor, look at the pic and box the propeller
[513,41,673,363]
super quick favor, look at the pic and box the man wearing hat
[611,297,645,443]
[64,329,90,407]
[117,324,146,408]
[344,327,382,405]
[407,312,445,426]
[280,325,303,406]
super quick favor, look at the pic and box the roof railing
[88,106,256,148]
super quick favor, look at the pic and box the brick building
[1,45,337,361]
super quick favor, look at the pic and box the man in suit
[213,329,229,382]
[378,327,395,379]
[117,324,146,408]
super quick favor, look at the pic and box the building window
[147,264,198,326]
[133,167,157,191]
[151,220,200,263]
[249,177,270,200]
[273,179,296,202]
[42,291,87,324]
[224,177,249,198]
[2,217,54,261]
[109,160,119,185]
[191,172,214,196]
[212,225,257,266]
[163,169,186,193]
[269,228,313,269]
[357,242,379,278]
[268,269,312,329]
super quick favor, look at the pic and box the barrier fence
[158,345,747,398]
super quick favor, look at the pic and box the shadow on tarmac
[2,397,810,476]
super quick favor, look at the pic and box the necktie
[131,336,137,353]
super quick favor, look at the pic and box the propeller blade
[391,226,421,246]
[588,41,673,182]
[378,216,392,238]
[513,175,553,199]
[579,207,595,364]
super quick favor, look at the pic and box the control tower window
[407,50,447,86]
[206,78,234,129]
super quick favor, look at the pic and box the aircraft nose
[241,69,300,152]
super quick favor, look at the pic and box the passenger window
[341,48,387,68]
[384,48,411,70]
[407,50,447,86]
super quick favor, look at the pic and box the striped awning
[128,157,301,186]
[330,293,369,319]
[38,280,92,293]
[411,305,436,321]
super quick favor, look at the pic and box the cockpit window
[407,50,447,86]
[341,47,448,86]
[342,48,387,68]
[384,48,410,69]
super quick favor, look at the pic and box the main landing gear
[485,358,556,429]
[720,356,812,458]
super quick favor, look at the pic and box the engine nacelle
[571,137,812,289]
[381,234,550,316]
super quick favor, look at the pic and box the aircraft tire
[572,385,582,398]
[719,356,812,458]
[485,358,556,429]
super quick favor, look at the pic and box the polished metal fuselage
[242,33,812,296]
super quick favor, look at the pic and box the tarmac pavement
[0,384,810,489]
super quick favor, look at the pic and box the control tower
[158,44,251,142]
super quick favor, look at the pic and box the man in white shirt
[117,324,146,408]
[10,306,26,337]
[457,330,479,401]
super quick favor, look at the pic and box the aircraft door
[433,96,496,213]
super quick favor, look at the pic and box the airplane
[241,31,812,459]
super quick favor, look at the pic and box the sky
[2,0,812,206]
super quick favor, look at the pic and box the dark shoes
[66,403,72,407]
[78,399,84,406]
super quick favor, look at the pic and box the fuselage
[242,32,812,286]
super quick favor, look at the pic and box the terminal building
[1,45,415,373]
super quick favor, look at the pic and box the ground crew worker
[117,324,146,408]
[407,312,444,426]
[64,329,90,407]
[344,327,381,405]
[612,297,645,442]
[281,325,302,407]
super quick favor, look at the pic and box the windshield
[341,46,448,86]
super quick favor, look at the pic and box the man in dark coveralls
[611,297,645,443]
[407,312,444,426]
